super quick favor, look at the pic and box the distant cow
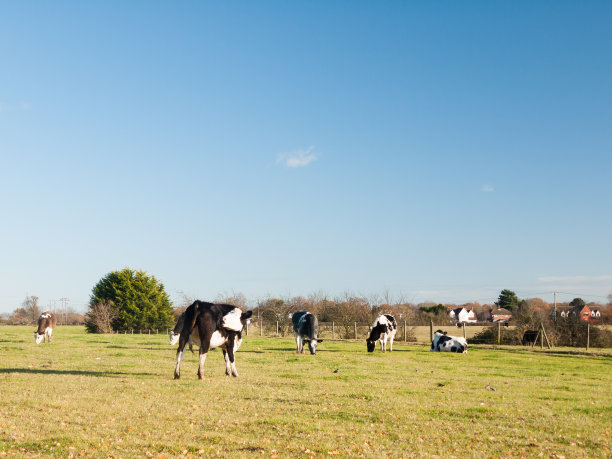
[366,314,397,352]
[522,330,539,345]
[34,311,57,344]
[292,311,323,355]
[431,329,468,353]
[173,301,252,380]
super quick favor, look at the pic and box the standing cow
[366,314,397,352]
[292,311,323,355]
[174,300,252,380]
[431,329,468,353]
[34,311,57,344]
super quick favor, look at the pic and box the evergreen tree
[496,289,520,313]
[569,298,586,308]
[87,268,173,332]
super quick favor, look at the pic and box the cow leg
[226,342,238,377]
[197,350,208,379]
[381,336,386,353]
[389,333,394,352]
[174,338,187,379]
[222,349,231,376]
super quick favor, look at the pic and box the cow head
[169,331,180,346]
[34,332,44,344]
[366,339,376,352]
[304,338,323,355]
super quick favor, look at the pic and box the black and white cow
[431,329,468,353]
[292,311,323,355]
[174,301,252,380]
[366,314,397,352]
[34,311,57,344]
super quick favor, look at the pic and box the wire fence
[109,319,609,350]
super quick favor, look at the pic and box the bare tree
[216,291,249,310]
[10,296,41,324]
[85,300,117,333]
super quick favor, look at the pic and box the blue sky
[1,1,611,313]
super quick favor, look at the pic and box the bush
[551,319,612,348]
[471,325,523,345]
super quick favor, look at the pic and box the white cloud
[481,184,494,192]
[277,146,318,168]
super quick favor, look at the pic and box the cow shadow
[0,368,155,377]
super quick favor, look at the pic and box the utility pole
[553,292,557,322]
[59,297,69,325]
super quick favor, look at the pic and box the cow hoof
[174,373,180,380]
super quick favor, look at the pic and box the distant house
[449,307,478,324]
[490,308,512,323]
[557,307,572,319]
[556,305,600,322]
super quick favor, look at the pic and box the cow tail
[183,301,200,338]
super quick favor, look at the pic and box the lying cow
[34,311,57,344]
[174,301,252,380]
[292,311,323,355]
[366,314,397,352]
[431,329,468,353]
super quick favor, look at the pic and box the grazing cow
[522,330,539,345]
[174,301,252,380]
[292,311,323,355]
[366,314,397,352]
[431,329,468,353]
[34,311,57,344]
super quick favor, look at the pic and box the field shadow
[260,347,344,353]
[0,368,155,377]
[105,344,169,352]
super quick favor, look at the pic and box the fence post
[429,320,433,343]
[354,322,357,340]
[404,321,407,342]
[246,321,249,336]
[587,322,590,351]
[276,321,279,336]
[497,322,501,345]
[260,320,263,337]
[462,322,466,340]
[332,322,335,339]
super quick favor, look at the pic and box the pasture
[0,326,610,457]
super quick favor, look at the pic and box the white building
[449,308,478,324]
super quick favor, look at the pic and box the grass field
[0,326,610,458]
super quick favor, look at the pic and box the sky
[1,1,611,313]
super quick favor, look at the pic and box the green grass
[0,326,610,457]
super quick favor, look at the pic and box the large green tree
[496,289,520,313]
[87,268,173,332]
[569,298,586,308]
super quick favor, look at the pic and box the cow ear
[303,338,310,343]
[317,339,323,343]
[241,311,253,320]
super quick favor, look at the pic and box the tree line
[3,268,611,347]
